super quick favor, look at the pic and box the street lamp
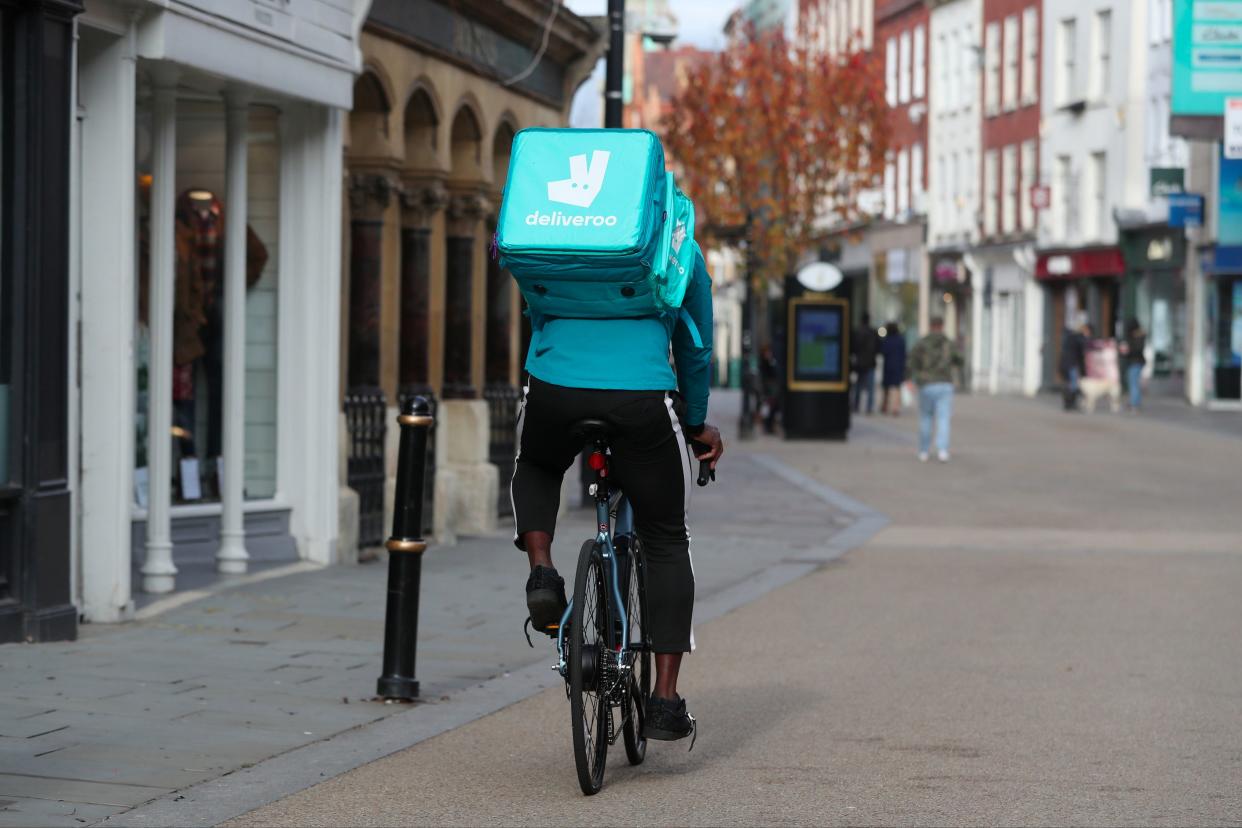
[605,0,625,128]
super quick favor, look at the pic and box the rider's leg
[654,653,683,699]
[608,393,695,687]
[522,530,554,570]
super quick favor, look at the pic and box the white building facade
[1036,0,1144,386]
[73,0,370,622]
[927,0,982,376]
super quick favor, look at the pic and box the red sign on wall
[1030,184,1051,210]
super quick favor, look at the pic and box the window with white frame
[1002,144,1018,233]
[1092,9,1111,101]
[884,154,896,220]
[911,142,924,211]
[850,0,861,42]
[1003,15,1019,111]
[899,30,912,104]
[1020,139,1036,230]
[1058,18,1077,106]
[1055,154,1072,239]
[936,34,949,111]
[913,25,926,100]
[838,0,849,53]
[1088,150,1107,239]
[984,22,1001,115]
[950,152,960,211]
[983,150,999,236]
[897,148,909,216]
[1021,6,1038,105]
[937,153,947,215]
[886,37,898,106]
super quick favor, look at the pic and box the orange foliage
[662,27,890,282]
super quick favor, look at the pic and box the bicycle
[531,418,713,795]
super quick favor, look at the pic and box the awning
[1035,247,1125,280]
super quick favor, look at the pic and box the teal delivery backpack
[495,127,697,319]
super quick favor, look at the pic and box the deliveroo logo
[548,151,610,208]
[526,150,619,228]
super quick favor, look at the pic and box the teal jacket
[524,249,715,427]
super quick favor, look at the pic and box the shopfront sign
[1035,248,1126,280]
[1173,1,1242,116]
[1150,167,1186,197]
[1168,192,1206,227]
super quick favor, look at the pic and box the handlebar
[690,441,716,487]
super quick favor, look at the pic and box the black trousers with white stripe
[511,376,695,653]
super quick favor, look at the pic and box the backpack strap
[678,307,704,349]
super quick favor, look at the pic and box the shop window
[399,227,431,389]
[485,232,512,386]
[444,236,475,397]
[134,100,281,506]
[348,219,383,388]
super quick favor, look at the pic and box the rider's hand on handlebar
[691,423,724,469]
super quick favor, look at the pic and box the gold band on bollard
[385,538,427,554]
[397,414,435,428]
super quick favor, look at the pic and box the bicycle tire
[622,536,650,766]
[569,539,609,795]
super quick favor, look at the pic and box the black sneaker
[525,565,567,637]
[643,695,696,744]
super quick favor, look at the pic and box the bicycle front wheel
[569,539,609,795]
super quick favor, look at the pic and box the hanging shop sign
[1173,1,1242,117]
[1030,184,1051,210]
[1227,98,1242,159]
[1168,192,1206,228]
[1150,167,1186,198]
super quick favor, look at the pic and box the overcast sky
[563,0,735,50]
[564,0,735,126]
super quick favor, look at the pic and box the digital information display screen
[790,301,847,388]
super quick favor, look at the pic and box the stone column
[141,67,179,594]
[216,88,252,575]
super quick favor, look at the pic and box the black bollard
[376,396,434,700]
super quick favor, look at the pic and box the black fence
[483,384,522,517]
[344,386,388,549]
[398,385,437,538]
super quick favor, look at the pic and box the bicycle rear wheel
[569,539,609,795]
[622,537,650,765]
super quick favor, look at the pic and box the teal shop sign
[1173,0,1242,116]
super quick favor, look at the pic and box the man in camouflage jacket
[908,318,963,462]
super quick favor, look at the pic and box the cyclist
[511,245,722,744]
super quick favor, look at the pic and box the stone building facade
[341,0,603,546]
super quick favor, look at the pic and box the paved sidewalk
[229,392,1242,827]
[0,429,850,827]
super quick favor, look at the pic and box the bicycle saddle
[570,418,612,445]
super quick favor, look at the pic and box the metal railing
[344,386,387,549]
[483,384,522,517]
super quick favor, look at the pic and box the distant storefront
[1120,226,1187,397]
[1036,247,1125,389]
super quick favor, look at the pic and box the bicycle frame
[555,450,635,678]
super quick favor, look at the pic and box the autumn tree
[662,25,890,283]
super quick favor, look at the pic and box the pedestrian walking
[879,321,907,416]
[1059,322,1089,411]
[1121,319,1147,412]
[909,317,963,462]
[759,343,783,434]
[851,313,879,415]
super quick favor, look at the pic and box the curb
[97,453,888,828]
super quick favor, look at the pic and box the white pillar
[141,68,179,594]
[217,88,251,575]
[79,24,138,619]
